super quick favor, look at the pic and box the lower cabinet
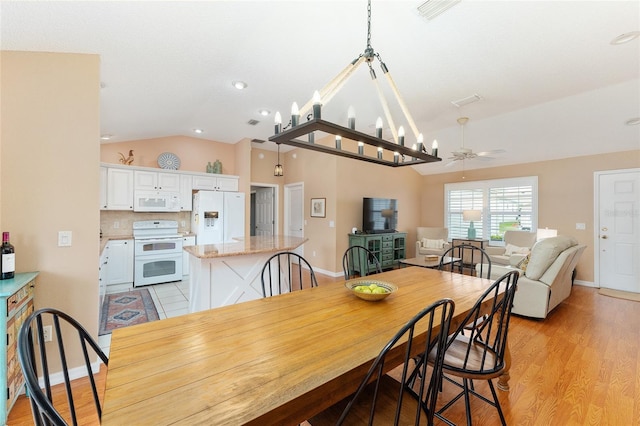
[348,232,406,270]
[183,235,196,276]
[2,272,38,424]
[105,239,134,289]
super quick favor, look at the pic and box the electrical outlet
[43,325,53,342]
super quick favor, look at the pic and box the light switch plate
[58,231,72,247]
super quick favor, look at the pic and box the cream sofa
[484,235,586,319]
[416,227,450,256]
[484,230,537,266]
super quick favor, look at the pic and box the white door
[596,169,640,292]
[285,183,304,257]
[255,187,275,236]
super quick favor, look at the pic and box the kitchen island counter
[186,235,308,312]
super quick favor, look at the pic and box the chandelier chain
[366,0,372,50]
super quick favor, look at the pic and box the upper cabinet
[134,170,181,192]
[100,163,239,211]
[180,174,193,211]
[192,175,238,191]
[105,168,134,210]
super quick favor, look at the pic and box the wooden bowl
[345,279,398,301]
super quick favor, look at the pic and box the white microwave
[134,190,181,212]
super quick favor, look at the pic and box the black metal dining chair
[260,251,318,297]
[428,270,519,425]
[309,298,455,426]
[17,308,109,426]
[342,245,382,280]
[439,243,492,279]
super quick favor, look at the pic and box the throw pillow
[517,254,530,272]
[505,243,530,256]
[424,239,445,249]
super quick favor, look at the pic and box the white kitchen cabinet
[134,170,181,192]
[99,246,108,307]
[100,167,108,209]
[182,235,196,276]
[106,239,134,286]
[180,174,193,211]
[192,175,238,191]
[106,168,134,210]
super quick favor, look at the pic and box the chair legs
[435,375,507,426]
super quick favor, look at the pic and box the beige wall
[1,51,100,367]
[419,150,640,283]
[101,135,237,175]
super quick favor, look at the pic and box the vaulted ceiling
[2,1,638,174]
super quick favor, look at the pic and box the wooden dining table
[101,266,509,425]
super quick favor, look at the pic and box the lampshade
[463,210,482,222]
[537,228,557,240]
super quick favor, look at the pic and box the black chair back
[17,308,108,426]
[260,251,318,297]
[342,245,382,279]
[311,298,455,426]
[439,243,492,278]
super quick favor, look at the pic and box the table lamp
[463,210,482,239]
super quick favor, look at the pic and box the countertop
[183,235,308,259]
[100,233,196,255]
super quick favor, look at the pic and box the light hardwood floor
[8,276,640,425]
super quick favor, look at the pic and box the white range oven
[133,220,183,287]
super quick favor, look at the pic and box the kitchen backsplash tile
[101,211,191,237]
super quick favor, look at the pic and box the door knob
[601,235,608,239]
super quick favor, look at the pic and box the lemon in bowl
[345,279,397,301]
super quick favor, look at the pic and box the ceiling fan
[446,117,505,167]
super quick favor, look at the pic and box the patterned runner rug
[99,288,160,335]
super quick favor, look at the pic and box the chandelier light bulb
[312,90,322,119]
[398,126,405,146]
[291,102,300,127]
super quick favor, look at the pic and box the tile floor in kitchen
[97,280,190,357]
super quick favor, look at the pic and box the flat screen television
[362,198,398,234]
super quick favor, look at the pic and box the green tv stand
[348,232,406,271]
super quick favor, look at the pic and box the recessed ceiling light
[232,81,248,90]
[258,109,271,116]
[193,128,204,134]
[100,134,112,140]
[611,31,640,45]
[625,117,640,126]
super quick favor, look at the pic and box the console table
[348,232,406,271]
[1,271,38,424]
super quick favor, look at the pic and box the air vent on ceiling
[247,119,260,126]
[417,0,461,20]
[451,93,483,108]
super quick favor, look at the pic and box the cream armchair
[484,235,586,319]
[416,227,450,256]
[484,230,537,266]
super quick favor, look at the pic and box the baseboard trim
[574,280,596,288]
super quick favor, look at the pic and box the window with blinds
[445,177,538,244]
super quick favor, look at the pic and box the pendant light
[274,144,283,177]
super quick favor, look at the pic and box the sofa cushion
[422,238,446,249]
[525,235,577,280]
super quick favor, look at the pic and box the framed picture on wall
[310,198,326,218]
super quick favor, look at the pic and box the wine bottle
[1,232,15,280]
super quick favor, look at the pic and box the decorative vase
[206,162,213,173]
[213,160,222,174]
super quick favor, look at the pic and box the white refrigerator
[192,191,245,244]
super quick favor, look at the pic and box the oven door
[134,252,183,287]
[135,238,183,256]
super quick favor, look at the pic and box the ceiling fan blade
[475,156,495,161]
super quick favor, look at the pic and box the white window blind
[444,177,538,244]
